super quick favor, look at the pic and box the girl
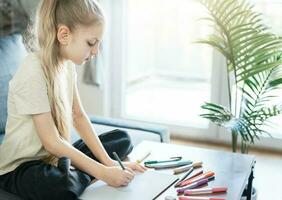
[0,0,146,199]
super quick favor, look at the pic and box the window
[250,0,282,138]
[105,0,282,147]
[252,0,282,36]
[122,0,216,129]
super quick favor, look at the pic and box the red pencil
[175,170,203,187]
[179,171,215,187]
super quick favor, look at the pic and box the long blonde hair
[34,0,104,162]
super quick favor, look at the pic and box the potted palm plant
[197,0,282,155]
[197,1,282,199]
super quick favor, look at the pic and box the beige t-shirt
[0,53,76,175]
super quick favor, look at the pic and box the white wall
[77,0,115,118]
[75,0,120,119]
[76,66,105,116]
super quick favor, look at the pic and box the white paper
[79,170,178,200]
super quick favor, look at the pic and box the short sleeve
[13,75,51,115]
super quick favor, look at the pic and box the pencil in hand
[113,152,126,170]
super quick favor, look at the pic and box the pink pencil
[184,187,227,195]
[179,197,225,200]
[175,170,204,187]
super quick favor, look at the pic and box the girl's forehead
[75,23,104,39]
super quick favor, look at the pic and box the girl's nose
[91,47,98,56]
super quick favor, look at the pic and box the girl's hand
[102,166,135,187]
[106,158,147,172]
[123,161,147,173]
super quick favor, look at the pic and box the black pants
[0,129,133,200]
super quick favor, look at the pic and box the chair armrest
[88,115,170,143]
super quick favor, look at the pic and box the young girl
[0,0,146,199]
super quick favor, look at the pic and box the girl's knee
[99,129,133,160]
[102,129,131,140]
[114,130,133,160]
[116,129,130,138]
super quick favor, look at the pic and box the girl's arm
[72,83,114,166]
[32,112,134,187]
[72,82,146,172]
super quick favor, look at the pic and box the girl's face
[58,23,104,65]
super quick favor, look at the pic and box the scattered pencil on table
[144,156,182,165]
[173,161,203,174]
[175,169,204,188]
[177,177,214,194]
[178,197,225,200]
[174,167,194,187]
[179,171,215,187]
[136,150,151,163]
[169,158,227,200]
[183,187,227,195]
[145,160,192,169]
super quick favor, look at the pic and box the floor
[171,137,282,200]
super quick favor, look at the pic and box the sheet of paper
[79,170,178,200]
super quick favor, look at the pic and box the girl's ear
[57,25,71,45]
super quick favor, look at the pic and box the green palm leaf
[197,0,282,82]
[198,0,282,152]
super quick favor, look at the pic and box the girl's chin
[73,60,87,65]
[71,58,90,65]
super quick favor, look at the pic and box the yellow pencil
[173,161,203,174]
[136,150,151,164]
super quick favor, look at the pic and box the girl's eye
[87,42,96,47]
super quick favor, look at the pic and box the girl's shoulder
[21,52,42,71]
[10,52,44,86]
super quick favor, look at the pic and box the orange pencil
[175,170,203,187]
[179,171,215,187]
